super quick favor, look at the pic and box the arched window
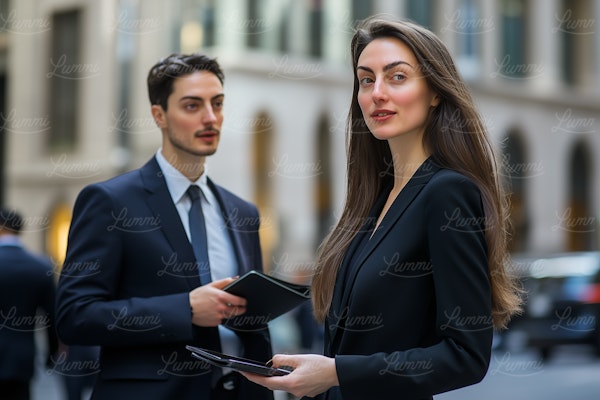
[314,114,333,250]
[502,130,530,252]
[251,111,277,271]
[46,202,72,269]
[566,141,596,251]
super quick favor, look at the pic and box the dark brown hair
[147,53,224,110]
[312,15,521,329]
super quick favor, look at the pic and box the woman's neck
[388,140,429,192]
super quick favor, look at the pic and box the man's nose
[202,106,218,124]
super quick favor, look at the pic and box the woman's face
[356,37,439,142]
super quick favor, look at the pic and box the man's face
[153,71,224,162]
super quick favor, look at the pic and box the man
[0,208,58,400]
[56,54,273,400]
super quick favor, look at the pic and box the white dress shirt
[155,149,242,358]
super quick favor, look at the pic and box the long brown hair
[312,15,521,329]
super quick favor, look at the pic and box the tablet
[186,345,292,377]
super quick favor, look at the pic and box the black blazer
[0,242,58,382]
[323,159,492,400]
[56,157,273,400]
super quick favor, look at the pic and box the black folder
[222,270,311,327]
[186,345,292,376]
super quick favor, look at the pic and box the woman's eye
[359,77,373,85]
[392,73,406,81]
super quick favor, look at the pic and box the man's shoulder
[208,179,256,210]
[81,158,157,194]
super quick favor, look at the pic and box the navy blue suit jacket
[56,157,273,400]
[0,240,58,382]
[321,159,493,400]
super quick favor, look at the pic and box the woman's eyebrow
[356,60,413,73]
[383,60,413,71]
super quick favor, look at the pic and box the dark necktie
[187,185,223,376]
[187,185,212,285]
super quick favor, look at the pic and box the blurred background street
[30,341,600,400]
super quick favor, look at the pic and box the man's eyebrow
[179,93,225,102]
[356,60,413,73]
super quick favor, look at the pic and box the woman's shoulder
[421,167,482,204]
[427,167,478,191]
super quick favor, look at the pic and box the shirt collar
[0,234,22,247]
[155,149,211,205]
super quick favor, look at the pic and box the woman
[243,15,522,399]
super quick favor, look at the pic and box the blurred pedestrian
[242,15,522,399]
[0,207,58,400]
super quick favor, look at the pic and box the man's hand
[189,277,247,326]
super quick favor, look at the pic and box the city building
[1,0,599,278]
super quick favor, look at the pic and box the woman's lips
[370,110,395,122]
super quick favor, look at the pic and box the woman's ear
[430,93,441,107]
[151,105,166,128]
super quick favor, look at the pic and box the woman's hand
[241,353,339,398]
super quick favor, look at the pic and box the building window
[278,5,291,53]
[48,9,81,151]
[314,115,333,250]
[406,0,433,29]
[201,0,216,47]
[179,0,216,51]
[308,0,323,58]
[501,130,530,252]
[247,0,261,48]
[500,0,527,79]
[566,142,596,251]
[251,111,277,271]
[454,0,483,80]
[46,203,71,267]
[559,0,595,87]
[352,0,372,24]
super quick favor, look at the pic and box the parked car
[507,251,600,360]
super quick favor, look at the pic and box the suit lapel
[328,159,441,350]
[140,157,199,290]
